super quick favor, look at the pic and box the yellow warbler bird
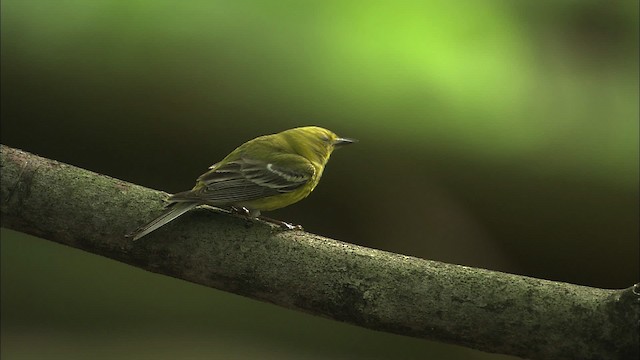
[128,126,356,241]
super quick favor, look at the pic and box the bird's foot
[230,206,261,218]
[258,215,304,231]
[229,207,302,230]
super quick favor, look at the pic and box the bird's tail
[127,202,198,241]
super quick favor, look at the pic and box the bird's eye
[321,135,330,142]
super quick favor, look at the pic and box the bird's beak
[333,137,357,147]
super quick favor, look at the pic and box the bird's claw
[231,206,262,218]
[280,222,304,231]
[230,206,250,216]
[229,207,302,230]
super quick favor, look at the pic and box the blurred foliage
[1,0,638,359]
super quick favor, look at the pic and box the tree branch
[1,144,637,360]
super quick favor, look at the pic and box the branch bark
[1,144,637,360]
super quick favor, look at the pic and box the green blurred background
[1,1,638,359]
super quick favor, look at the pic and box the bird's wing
[170,155,314,205]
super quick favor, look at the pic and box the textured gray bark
[1,144,638,360]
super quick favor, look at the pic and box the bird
[127,126,356,241]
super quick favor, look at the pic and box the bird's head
[282,126,356,165]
